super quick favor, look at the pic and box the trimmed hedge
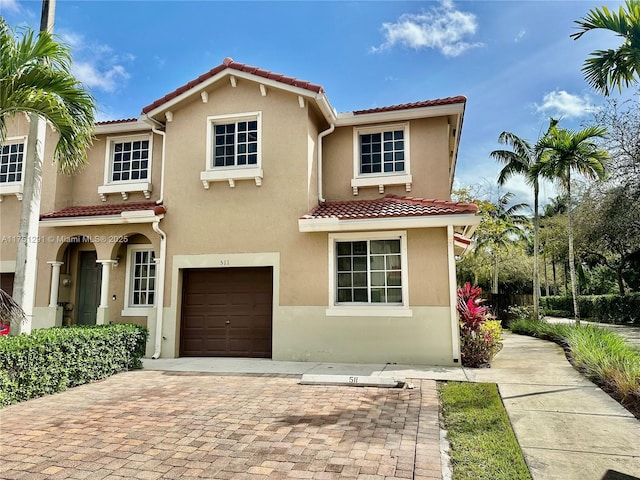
[0,323,147,407]
[541,293,640,324]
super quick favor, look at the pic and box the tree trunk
[566,169,581,323]
[532,183,540,320]
[616,264,626,296]
[9,0,56,335]
[543,251,550,297]
[492,254,499,294]
[552,257,557,295]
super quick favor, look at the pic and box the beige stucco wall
[159,80,324,308]
[322,117,452,201]
[273,306,455,365]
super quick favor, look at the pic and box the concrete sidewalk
[467,332,640,480]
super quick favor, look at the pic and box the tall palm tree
[490,119,558,320]
[571,0,640,96]
[0,18,95,333]
[535,125,609,323]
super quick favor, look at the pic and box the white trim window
[0,136,27,200]
[328,231,411,317]
[351,123,412,194]
[123,245,156,315]
[98,134,153,201]
[201,112,263,188]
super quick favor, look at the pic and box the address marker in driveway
[299,374,405,388]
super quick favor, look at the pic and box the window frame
[201,111,263,188]
[0,136,27,199]
[122,245,156,316]
[99,133,153,201]
[327,231,412,317]
[351,123,412,193]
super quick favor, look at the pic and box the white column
[97,260,116,308]
[47,261,63,307]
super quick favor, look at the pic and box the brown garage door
[1,273,14,296]
[180,267,273,357]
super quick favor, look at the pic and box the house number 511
[220,260,230,266]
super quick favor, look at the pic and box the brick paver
[0,371,442,479]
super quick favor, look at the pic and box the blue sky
[0,0,631,208]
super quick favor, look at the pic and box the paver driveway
[0,371,442,479]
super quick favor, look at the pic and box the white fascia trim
[335,103,465,127]
[299,213,480,233]
[94,121,152,135]
[40,213,164,228]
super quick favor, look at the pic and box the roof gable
[141,57,325,115]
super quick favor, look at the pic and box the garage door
[0,273,14,296]
[180,267,273,357]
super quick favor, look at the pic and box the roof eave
[94,120,152,135]
[335,102,465,127]
[298,213,480,233]
[40,212,165,228]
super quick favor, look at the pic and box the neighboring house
[0,57,479,365]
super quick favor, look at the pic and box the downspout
[152,219,166,359]
[317,123,335,203]
[447,224,460,363]
[148,118,167,359]
[150,124,166,205]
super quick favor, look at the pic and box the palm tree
[490,119,558,320]
[0,18,96,333]
[475,192,530,295]
[535,125,609,323]
[571,0,640,96]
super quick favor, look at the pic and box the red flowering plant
[457,282,503,367]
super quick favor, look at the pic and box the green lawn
[439,381,530,480]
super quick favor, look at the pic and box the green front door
[77,251,101,325]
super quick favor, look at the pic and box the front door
[76,251,101,325]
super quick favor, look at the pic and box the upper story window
[99,134,153,201]
[201,112,263,189]
[351,123,412,195]
[213,119,258,167]
[0,138,25,184]
[360,130,405,175]
[111,138,150,182]
[0,136,27,200]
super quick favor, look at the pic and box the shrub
[458,283,503,368]
[540,293,640,323]
[0,323,147,407]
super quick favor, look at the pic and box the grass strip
[510,319,640,417]
[438,381,530,480]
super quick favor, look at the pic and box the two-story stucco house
[0,57,479,365]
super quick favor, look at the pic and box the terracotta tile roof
[301,195,477,220]
[40,201,166,220]
[142,57,325,114]
[352,96,466,115]
[95,118,138,126]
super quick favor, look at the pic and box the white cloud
[372,0,483,57]
[534,90,599,119]
[59,29,133,93]
[514,29,526,42]
[73,63,129,93]
[0,0,20,14]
